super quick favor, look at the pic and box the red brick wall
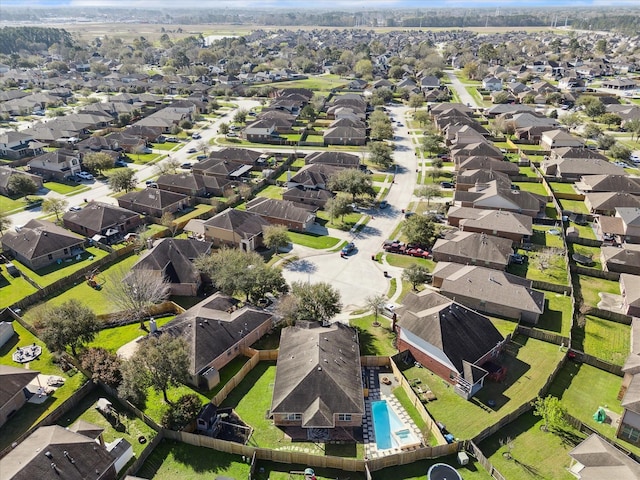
[396,336,457,385]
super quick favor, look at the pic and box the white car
[76,172,94,180]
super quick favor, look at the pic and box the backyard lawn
[0,272,39,309]
[568,243,602,269]
[13,246,110,287]
[518,166,539,178]
[575,274,620,308]
[548,361,640,456]
[399,336,565,440]
[535,292,573,338]
[136,439,251,480]
[87,316,175,353]
[513,182,548,196]
[0,321,88,451]
[256,184,285,199]
[549,182,578,195]
[508,250,568,286]
[350,314,397,357]
[578,315,630,366]
[58,388,157,457]
[558,198,588,215]
[488,317,518,338]
[374,454,492,480]
[480,411,582,480]
[531,227,565,249]
[288,231,342,249]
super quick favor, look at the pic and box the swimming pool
[371,400,421,450]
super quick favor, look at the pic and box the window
[338,414,351,422]
[285,413,301,421]
[621,425,640,443]
[48,254,53,260]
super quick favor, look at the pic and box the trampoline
[572,253,595,266]
[428,463,463,480]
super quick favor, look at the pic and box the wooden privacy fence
[515,325,570,347]
[531,280,572,295]
[570,350,624,377]
[570,264,619,281]
[465,440,507,480]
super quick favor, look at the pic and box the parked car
[379,200,388,209]
[181,163,192,169]
[440,181,455,189]
[187,147,197,153]
[147,182,158,189]
[68,206,82,212]
[196,154,208,160]
[114,160,128,167]
[382,303,396,318]
[76,171,94,181]
[509,253,526,265]
[406,247,430,258]
[165,137,180,143]
[191,133,201,140]
[341,242,356,256]
[226,132,238,138]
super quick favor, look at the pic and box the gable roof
[1,219,84,261]
[118,188,186,209]
[305,151,360,168]
[246,197,315,224]
[396,290,504,375]
[432,231,513,267]
[131,238,211,285]
[586,192,640,211]
[569,434,640,480]
[271,322,364,427]
[160,293,273,375]
[0,365,39,408]
[602,244,640,270]
[204,208,270,239]
[62,202,139,232]
[577,175,640,194]
[289,164,341,188]
[0,425,116,480]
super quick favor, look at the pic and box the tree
[597,134,616,152]
[155,156,181,175]
[325,196,352,223]
[624,118,640,142]
[7,174,38,199]
[160,211,179,237]
[559,112,581,131]
[42,197,68,222]
[118,359,149,405]
[532,395,568,433]
[368,141,394,169]
[415,184,442,206]
[39,300,100,356]
[408,93,424,112]
[422,134,444,156]
[583,123,603,140]
[402,264,431,290]
[610,143,632,161]
[289,281,342,324]
[414,110,430,126]
[585,100,606,119]
[0,210,11,236]
[328,169,375,202]
[82,151,115,175]
[365,294,386,326]
[80,347,122,388]
[492,91,510,105]
[402,214,436,246]
[162,393,203,429]
[108,168,137,193]
[264,224,290,254]
[354,59,373,79]
[105,267,170,329]
[218,122,230,135]
[233,108,247,124]
[370,120,393,141]
[126,333,189,404]
[598,113,622,128]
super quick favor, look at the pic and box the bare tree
[42,197,69,222]
[365,294,387,326]
[160,211,179,237]
[155,156,181,175]
[105,266,170,329]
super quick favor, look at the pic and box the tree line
[0,26,73,55]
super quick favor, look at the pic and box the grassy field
[575,274,620,308]
[0,194,28,213]
[349,314,397,357]
[0,272,39,309]
[288,231,342,249]
[480,411,582,480]
[400,336,564,440]
[0,321,88,451]
[548,361,640,456]
[578,315,630,366]
[264,74,347,93]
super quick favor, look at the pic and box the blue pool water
[371,400,419,450]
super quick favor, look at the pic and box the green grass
[568,243,601,269]
[57,387,157,457]
[287,231,341,249]
[371,173,389,183]
[0,272,39,309]
[12,247,110,287]
[349,314,397,357]
[129,153,163,164]
[518,166,539,178]
[136,439,251,480]
[199,355,251,399]
[575,274,619,308]
[256,184,285,199]
[549,182,577,195]
[315,210,364,230]
[384,253,436,271]
[558,198,589,215]
[387,277,398,298]
[392,386,433,443]
[375,454,493,480]
[489,317,518,338]
[548,361,640,456]
[87,316,175,353]
[401,336,565,440]
[267,74,347,92]
[44,181,87,195]
[0,194,27,213]
[138,382,209,425]
[536,292,573,337]
[152,142,181,151]
[254,460,366,480]
[531,227,565,249]
[480,411,582,480]
[580,315,630,366]
[570,224,597,240]
[513,182,548,196]
[508,250,568,286]
[173,204,214,224]
[0,321,88,451]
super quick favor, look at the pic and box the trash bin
[371,255,375,261]
[383,271,388,277]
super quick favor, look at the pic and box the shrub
[161,394,204,430]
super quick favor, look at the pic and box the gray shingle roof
[569,434,640,480]
[131,238,211,285]
[1,219,84,261]
[432,231,513,267]
[62,202,139,233]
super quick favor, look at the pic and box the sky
[5,0,640,8]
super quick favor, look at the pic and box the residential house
[453,180,547,217]
[270,322,364,437]
[63,202,142,241]
[451,142,504,165]
[282,186,334,209]
[395,290,507,400]
[431,231,514,270]
[1,219,85,270]
[585,192,640,216]
[0,132,45,160]
[420,76,441,92]
[602,78,637,90]
[540,130,585,150]
[0,167,43,197]
[192,158,251,183]
[286,164,341,190]
[620,274,640,317]
[596,207,640,244]
[455,169,512,192]
[246,197,315,231]
[541,155,627,180]
[130,238,212,296]
[569,433,640,478]
[27,149,81,181]
[576,175,640,194]
[448,207,533,243]
[156,172,232,198]
[209,147,263,166]
[482,76,503,92]
[0,424,117,480]
[432,262,545,323]
[305,151,360,169]
[117,188,190,218]
[244,121,279,143]
[158,293,274,389]
[0,365,39,428]
[323,126,366,146]
[456,156,520,176]
[601,244,640,275]
[200,208,270,251]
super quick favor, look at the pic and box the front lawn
[0,273,39,309]
[288,231,342,249]
[316,210,364,230]
[400,336,564,440]
[0,321,88,451]
[350,314,397,357]
[13,247,110,287]
[578,315,630,366]
[548,361,640,456]
[575,274,619,308]
[136,439,251,480]
[383,253,436,271]
[87,316,175,353]
[44,181,88,195]
[480,411,581,480]
[0,194,27,213]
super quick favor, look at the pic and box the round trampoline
[428,463,463,480]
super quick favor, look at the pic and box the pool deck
[363,366,424,459]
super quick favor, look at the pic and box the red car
[406,248,431,258]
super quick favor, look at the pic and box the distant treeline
[398,15,547,28]
[572,15,640,36]
[0,27,73,55]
